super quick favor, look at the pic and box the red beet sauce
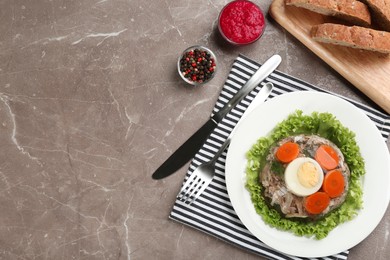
[218,0,265,45]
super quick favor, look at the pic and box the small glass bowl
[177,45,217,86]
[218,0,266,45]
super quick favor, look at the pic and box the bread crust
[286,0,372,27]
[361,0,390,31]
[311,23,390,53]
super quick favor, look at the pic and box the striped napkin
[169,55,390,260]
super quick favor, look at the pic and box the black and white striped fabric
[169,55,390,260]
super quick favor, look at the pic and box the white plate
[225,91,390,258]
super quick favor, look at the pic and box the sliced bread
[361,0,390,31]
[311,23,390,53]
[286,0,371,27]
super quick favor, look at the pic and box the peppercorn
[179,47,216,84]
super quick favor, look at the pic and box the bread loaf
[361,0,390,31]
[286,0,371,27]
[311,23,390,53]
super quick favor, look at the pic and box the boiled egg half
[284,157,324,197]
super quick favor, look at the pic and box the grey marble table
[0,0,389,259]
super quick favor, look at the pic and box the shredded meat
[260,134,350,220]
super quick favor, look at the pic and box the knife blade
[152,54,282,180]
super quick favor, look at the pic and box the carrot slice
[304,192,330,215]
[322,169,345,198]
[275,142,299,163]
[315,144,339,170]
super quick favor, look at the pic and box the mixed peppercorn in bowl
[177,46,217,85]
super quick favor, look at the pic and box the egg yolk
[297,162,319,188]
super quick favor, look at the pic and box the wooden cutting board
[269,0,390,114]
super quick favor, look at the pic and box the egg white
[284,157,324,197]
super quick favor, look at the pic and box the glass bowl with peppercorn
[177,46,217,86]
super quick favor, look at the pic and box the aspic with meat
[245,111,365,239]
[260,134,349,220]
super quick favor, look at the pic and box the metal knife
[152,54,282,180]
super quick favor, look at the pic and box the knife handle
[212,54,281,122]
